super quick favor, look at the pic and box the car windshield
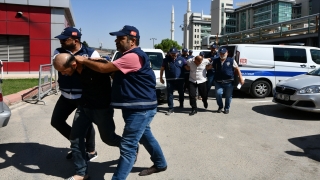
[307,68,320,76]
[113,52,163,70]
[310,49,320,65]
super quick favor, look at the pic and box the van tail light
[235,50,240,64]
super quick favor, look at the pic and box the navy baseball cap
[189,50,193,53]
[55,27,82,39]
[169,47,178,53]
[211,43,218,49]
[199,51,205,56]
[219,48,228,54]
[110,25,140,39]
[182,48,188,52]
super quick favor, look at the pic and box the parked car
[0,79,11,128]
[273,68,320,113]
[111,49,167,102]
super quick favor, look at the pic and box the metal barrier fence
[23,64,58,105]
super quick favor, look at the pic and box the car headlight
[298,85,320,94]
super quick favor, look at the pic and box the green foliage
[2,78,39,95]
[154,39,182,53]
[82,41,89,47]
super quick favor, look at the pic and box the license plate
[276,93,290,101]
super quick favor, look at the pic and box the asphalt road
[1,90,320,180]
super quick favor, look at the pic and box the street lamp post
[150,38,157,49]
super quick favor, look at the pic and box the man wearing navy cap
[188,50,194,58]
[73,25,167,179]
[160,47,187,115]
[212,48,244,114]
[51,27,99,163]
[205,43,219,96]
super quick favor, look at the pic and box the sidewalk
[2,73,56,106]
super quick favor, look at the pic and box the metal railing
[23,64,58,105]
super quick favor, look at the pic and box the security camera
[16,11,23,18]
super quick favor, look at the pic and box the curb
[3,82,57,106]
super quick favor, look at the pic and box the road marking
[246,100,272,103]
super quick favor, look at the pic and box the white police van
[111,48,167,102]
[220,44,320,98]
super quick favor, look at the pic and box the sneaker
[217,108,223,113]
[224,109,229,114]
[66,152,73,160]
[165,109,174,115]
[86,151,98,162]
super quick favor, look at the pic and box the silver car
[0,79,11,128]
[273,68,320,113]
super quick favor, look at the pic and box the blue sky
[70,0,244,49]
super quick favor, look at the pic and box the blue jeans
[206,71,215,95]
[70,106,121,176]
[166,79,184,109]
[112,108,167,180]
[214,81,233,110]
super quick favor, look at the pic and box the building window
[195,29,197,32]
[0,35,30,62]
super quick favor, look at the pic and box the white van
[190,49,211,57]
[111,48,167,101]
[220,44,320,98]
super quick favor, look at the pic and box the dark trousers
[70,106,121,176]
[189,81,207,109]
[51,95,95,152]
[166,79,185,109]
[183,72,190,92]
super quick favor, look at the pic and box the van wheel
[250,80,271,98]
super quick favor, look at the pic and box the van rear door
[273,47,309,83]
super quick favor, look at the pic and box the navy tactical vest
[163,56,185,80]
[111,47,157,110]
[213,57,234,82]
[55,45,95,96]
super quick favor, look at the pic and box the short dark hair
[127,35,140,46]
[63,55,76,68]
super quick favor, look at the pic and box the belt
[61,91,82,99]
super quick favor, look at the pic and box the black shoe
[139,165,167,176]
[66,152,73,160]
[224,109,229,114]
[86,151,98,162]
[203,101,208,109]
[189,109,197,116]
[165,109,174,115]
[217,108,223,113]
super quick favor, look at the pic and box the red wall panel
[29,6,50,23]
[29,23,50,39]
[6,4,29,22]
[30,39,50,56]
[7,21,29,35]
[0,4,6,21]
[0,21,6,34]
[29,56,51,71]
[7,62,29,71]
[2,62,8,72]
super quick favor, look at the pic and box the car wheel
[250,80,271,98]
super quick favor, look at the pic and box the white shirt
[187,58,210,84]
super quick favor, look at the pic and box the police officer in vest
[188,50,194,58]
[73,25,167,179]
[160,47,186,115]
[205,43,219,96]
[181,48,190,93]
[51,27,98,161]
[212,48,244,114]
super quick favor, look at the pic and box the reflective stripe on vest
[111,100,158,107]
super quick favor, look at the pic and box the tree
[82,41,89,47]
[154,39,182,53]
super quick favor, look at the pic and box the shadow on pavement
[252,104,320,121]
[286,134,320,162]
[0,143,146,179]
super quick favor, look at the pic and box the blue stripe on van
[241,70,306,77]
